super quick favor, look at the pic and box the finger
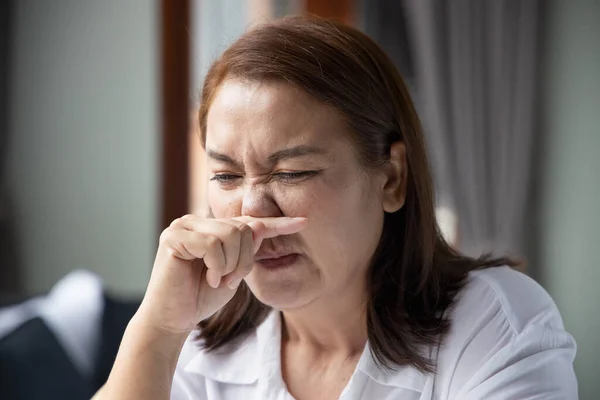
[223,222,254,289]
[235,217,308,253]
[201,234,226,288]
[171,216,258,290]
[169,214,200,229]
[161,228,226,288]
[236,217,307,238]
[169,216,241,277]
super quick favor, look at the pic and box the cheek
[272,185,320,217]
[207,187,241,218]
[272,170,350,218]
[303,170,369,220]
[299,173,383,261]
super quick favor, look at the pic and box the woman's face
[205,79,388,310]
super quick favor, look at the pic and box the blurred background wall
[5,0,159,297]
[539,1,600,398]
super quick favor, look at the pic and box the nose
[241,183,282,218]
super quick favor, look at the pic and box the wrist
[100,310,190,399]
[135,299,197,335]
[124,310,191,362]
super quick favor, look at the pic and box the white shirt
[171,267,578,399]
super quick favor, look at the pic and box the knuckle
[170,214,196,228]
[224,225,241,241]
[252,220,265,233]
[238,223,253,238]
[169,218,182,228]
[204,235,221,251]
[159,227,175,244]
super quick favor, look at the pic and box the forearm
[96,311,189,400]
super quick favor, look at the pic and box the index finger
[233,216,308,252]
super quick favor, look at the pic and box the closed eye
[210,174,241,183]
[209,171,321,187]
[273,171,320,182]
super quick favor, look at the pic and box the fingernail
[228,278,242,289]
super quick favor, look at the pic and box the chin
[245,269,318,310]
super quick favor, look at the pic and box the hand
[137,215,307,335]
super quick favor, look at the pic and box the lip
[255,252,300,269]
[255,251,295,261]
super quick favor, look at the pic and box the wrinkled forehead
[205,79,351,160]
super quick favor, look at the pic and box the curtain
[400,0,542,259]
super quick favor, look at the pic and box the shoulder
[455,266,565,334]
[434,266,577,399]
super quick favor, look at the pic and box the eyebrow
[206,149,241,168]
[206,145,326,167]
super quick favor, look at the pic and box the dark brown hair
[196,16,514,373]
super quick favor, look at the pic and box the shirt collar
[183,310,280,384]
[184,309,428,391]
[356,342,428,392]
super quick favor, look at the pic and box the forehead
[205,79,350,156]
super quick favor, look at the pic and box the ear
[381,141,407,213]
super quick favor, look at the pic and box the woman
[97,16,577,399]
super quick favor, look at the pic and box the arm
[94,312,189,400]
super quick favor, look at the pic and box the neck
[280,280,368,355]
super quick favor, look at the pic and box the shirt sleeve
[455,325,578,399]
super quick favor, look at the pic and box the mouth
[255,251,300,269]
